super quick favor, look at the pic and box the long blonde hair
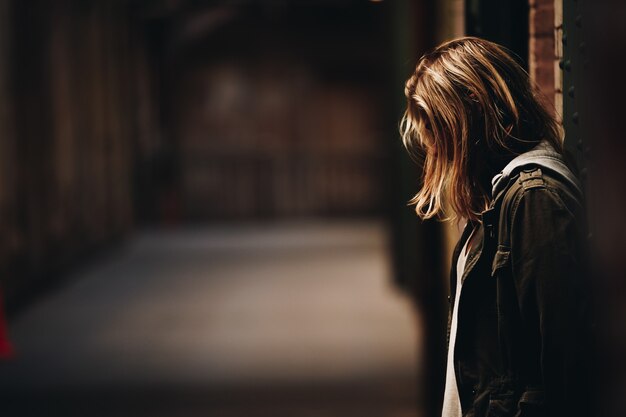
[400,36,562,222]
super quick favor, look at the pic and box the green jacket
[448,143,594,417]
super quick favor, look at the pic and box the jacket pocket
[486,389,517,417]
[491,247,511,277]
[514,389,545,417]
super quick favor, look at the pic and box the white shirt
[441,232,473,417]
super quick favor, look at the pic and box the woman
[401,37,592,417]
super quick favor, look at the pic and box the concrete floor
[0,221,421,417]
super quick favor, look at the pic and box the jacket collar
[490,140,582,200]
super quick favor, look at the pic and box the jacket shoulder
[495,166,583,248]
[499,166,582,214]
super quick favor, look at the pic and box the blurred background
[0,0,623,416]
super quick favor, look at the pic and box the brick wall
[529,0,562,119]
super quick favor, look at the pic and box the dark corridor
[0,1,426,416]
